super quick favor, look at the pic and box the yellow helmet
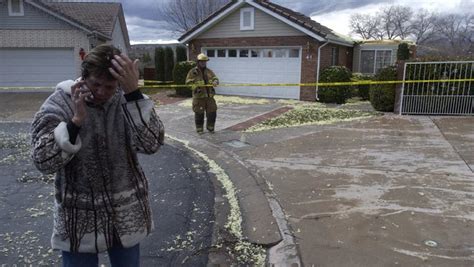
[197,53,209,61]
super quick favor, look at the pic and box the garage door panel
[211,60,300,81]
[0,73,72,83]
[0,48,75,87]
[218,85,298,99]
[2,66,71,74]
[207,49,301,99]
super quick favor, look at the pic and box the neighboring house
[0,0,130,87]
[179,0,354,101]
[353,40,416,75]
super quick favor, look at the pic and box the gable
[0,1,73,30]
[197,4,305,39]
[111,18,128,53]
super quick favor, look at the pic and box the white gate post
[394,60,407,115]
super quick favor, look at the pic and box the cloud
[125,16,179,44]
[272,0,391,16]
[311,3,389,37]
[121,0,168,20]
[310,0,468,39]
[122,0,470,44]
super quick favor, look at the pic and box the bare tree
[378,6,398,39]
[158,0,229,33]
[435,14,465,51]
[391,5,413,39]
[459,13,474,54]
[350,5,408,40]
[348,4,473,56]
[410,9,436,44]
[349,14,381,39]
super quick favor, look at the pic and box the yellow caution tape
[143,80,174,84]
[140,78,474,88]
[1,78,473,90]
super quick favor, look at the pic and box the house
[178,0,354,101]
[179,0,417,101]
[353,40,416,75]
[0,0,130,87]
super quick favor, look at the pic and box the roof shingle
[34,1,121,37]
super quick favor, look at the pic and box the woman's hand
[109,54,140,94]
[70,80,92,126]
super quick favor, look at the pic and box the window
[331,47,339,66]
[205,47,300,59]
[8,0,24,16]
[206,49,215,57]
[217,49,226,57]
[274,49,287,58]
[240,8,254,31]
[262,49,273,58]
[239,49,249,57]
[250,49,260,57]
[375,50,392,73]
[360,50,375,74]
[360,50,392,74]
[289,49,300,58]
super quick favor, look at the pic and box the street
[0,121,216,266]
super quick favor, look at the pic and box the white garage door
[0,48,75,88]
[206,47,301,99]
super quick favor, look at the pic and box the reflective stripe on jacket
[185,67,219,98]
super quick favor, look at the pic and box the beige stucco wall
[0,29,90,77]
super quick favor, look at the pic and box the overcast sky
[121,0,472,44]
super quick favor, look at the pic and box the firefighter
[186,53,219,134]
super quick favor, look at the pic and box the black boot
[195,112,204,133]
[206,111,217,132]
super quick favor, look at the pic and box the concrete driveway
[232,115,474,266]
[155,94,474,266]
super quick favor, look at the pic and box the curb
[225,106,293,131]
[167,130,282,247]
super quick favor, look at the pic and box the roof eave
[327,37,354,47]
[116,6,131,50]
[179,1,244,43]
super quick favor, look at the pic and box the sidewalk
[156,93,474,266]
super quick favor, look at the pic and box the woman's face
[84,74,118,104]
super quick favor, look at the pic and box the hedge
[397,43,410,60]
[352,73,372,100]
[176,46,187,63]
[173,61,196,97]
[369,66,397,112]
[154,47,165,82]
[318,66,352,104]
[164,46,174,82]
